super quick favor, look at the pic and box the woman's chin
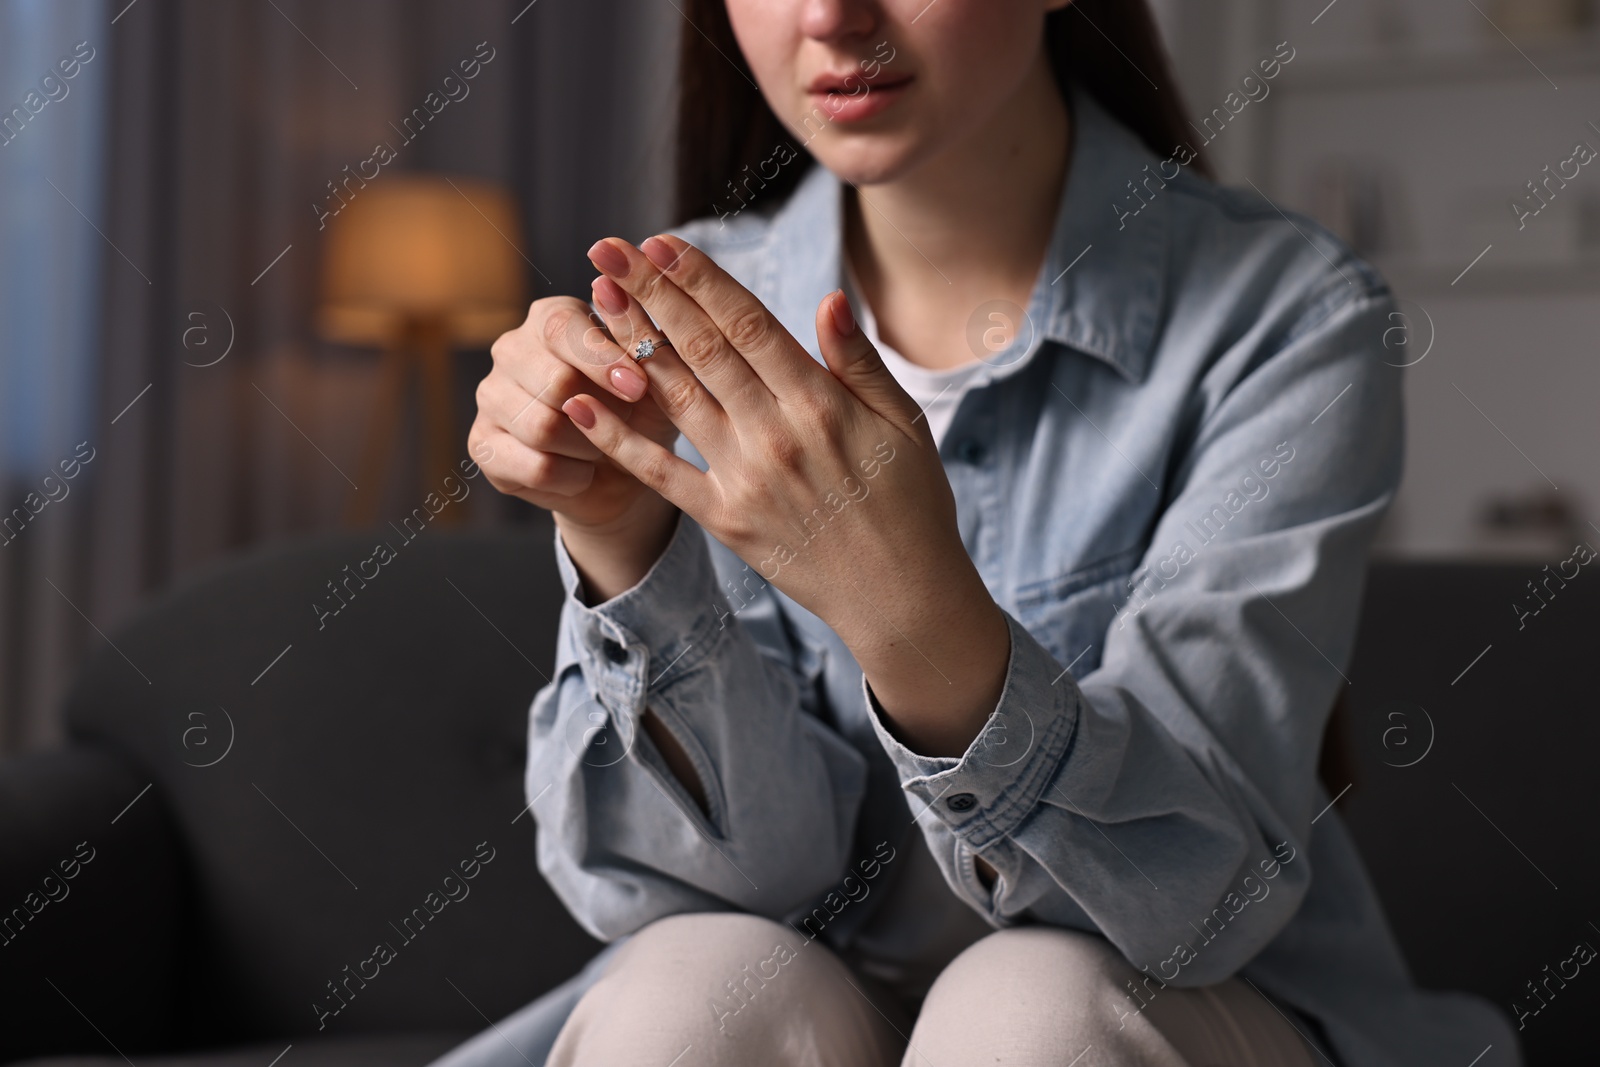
[811,139,927,189]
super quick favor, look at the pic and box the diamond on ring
[634,337,658,361]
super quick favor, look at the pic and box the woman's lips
[806,77,912,124]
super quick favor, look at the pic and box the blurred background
[1,0,1596,753]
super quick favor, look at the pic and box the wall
[1153,0,1599,559]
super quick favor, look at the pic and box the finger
[561,393,712,519]
[587,237,773,416]
[475,429,598,499]
[590,276,669,364]
[639,233,829,399]
[536,297,651,404]
[815,289,921,427]
[499,324,645,431]
[590,276,732,452]
[478,370,604,461]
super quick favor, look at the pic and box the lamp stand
[344,316,463,528]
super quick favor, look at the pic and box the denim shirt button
[953,438,986,464]
[947,793,977,813]
[601,638,629,665]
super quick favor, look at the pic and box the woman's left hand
[567,233,1010,757]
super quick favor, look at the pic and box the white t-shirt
[841,259,1034,446]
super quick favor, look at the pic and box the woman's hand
[565,234,1011,756]
[468,294,682,600]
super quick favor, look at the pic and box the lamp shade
[316,175,527,347]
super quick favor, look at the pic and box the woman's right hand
[469,285,682,597]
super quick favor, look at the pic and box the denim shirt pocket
[1010,544,1144,675]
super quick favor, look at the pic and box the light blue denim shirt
[437,85,1518,1067]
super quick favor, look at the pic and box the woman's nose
[798,0,878,42]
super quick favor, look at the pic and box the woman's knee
[626,912,810,1032]
[908,927,1179,1065]
[926,926,1141,1009]
[547,912,904,1067]
[601,913,805,1031]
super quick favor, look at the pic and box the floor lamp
[317,175,526,526]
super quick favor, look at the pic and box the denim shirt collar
[757,82,1167,385]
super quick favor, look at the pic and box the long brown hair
[672,0,1210,227]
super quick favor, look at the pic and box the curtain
[0,0,109,751]
[2,0,679,752]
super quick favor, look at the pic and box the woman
[450,0,1517,1064]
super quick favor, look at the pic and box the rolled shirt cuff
[552,509,731,716]
[863,609,1082,849]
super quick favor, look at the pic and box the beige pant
[546,913,1322,1067]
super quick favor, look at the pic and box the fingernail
[563,397,596,429]
[587,239,629,277]
[641,236,678,272]
[610,364,647,401]
[830,290,857,336]
[592,276,628,315]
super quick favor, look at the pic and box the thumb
[816,289,916,420]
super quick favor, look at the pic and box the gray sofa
[1,519,1591,1063]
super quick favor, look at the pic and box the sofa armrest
[0,746,188,1062]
